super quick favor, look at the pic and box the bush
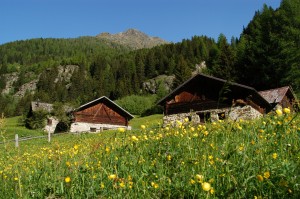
[115,94,157,115]
[25,110,48,129]
[141,105,163,117]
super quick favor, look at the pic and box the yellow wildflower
[100,182,105,189]
[118,127,125,133]
[239,144,244,151]
[283,108,290,114]
[166,155,172,161]
[257,175,264,182]
[131,135,139,142]
[151,182,159,189]
[203,131,209,136]
[276,109,283,116]
[65,176,71,183]
[195,174,204,183]
[129,181,133,189]
[263,171,270,179]
[66,161,71,167]
[272,153,278,159]
[140,125,146,130]
[108,174,117,180]
[201,182,211,191]
[119,182,125,188]
[190,179,196,184]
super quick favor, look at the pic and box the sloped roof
[157,73,271,110]
[73,96,134,120]
[31,101,74,114]
[258,86,295,104]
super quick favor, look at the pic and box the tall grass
[0,111,299,198]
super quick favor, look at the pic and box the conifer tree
[172,55,192,89]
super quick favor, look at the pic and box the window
[218,112,226,120]
[90,127,97,132]
[197,112,211,123]
[47,119,52,125]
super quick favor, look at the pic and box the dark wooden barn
[157,73,272,124]
[70,96,134,133]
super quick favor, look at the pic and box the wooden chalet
[259,86,299,111]
[70,96,134,133]
[158,73,272,124]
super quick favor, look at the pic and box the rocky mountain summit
[96,29,169,49]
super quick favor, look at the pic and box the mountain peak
[96,29,169,49]
[122,28,147,36]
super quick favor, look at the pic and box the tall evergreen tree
[172,55,192,89]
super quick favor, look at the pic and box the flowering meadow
[0,110,299,198]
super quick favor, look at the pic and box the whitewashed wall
[70,122,131,133]
[44,117,60,134]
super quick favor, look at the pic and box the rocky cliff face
[96,29,169,49]
[1,65,79,98]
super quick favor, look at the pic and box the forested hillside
[0,0,299,118]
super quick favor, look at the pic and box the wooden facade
[72,96,134,127]
[158,73,272,116]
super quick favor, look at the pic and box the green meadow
[0,111,299,198]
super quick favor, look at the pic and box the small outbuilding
[70,96,134,133]
[259,86,299,111]
[157,73,272,125]
[29,101,59,133]
[29,101,72,133]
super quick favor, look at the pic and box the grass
[0,116,44,140]
[0,111,299,198]
[130,114,163,129]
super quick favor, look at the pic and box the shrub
[25,110,48,129]
[115,94,157,115]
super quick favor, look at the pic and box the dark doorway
[54,122,69,133]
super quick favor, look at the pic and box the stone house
[70,96,134,133]
[157,73,272,126]
[30,101,72,133]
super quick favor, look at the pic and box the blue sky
[1,0,281,45]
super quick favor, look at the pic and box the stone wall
[162,105,262,126]
[228,105,262,121]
